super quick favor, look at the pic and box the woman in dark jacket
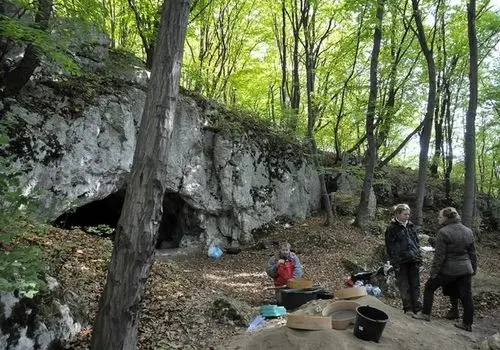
[413,207,477,332]
[385,203,423,316]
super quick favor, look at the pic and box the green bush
[0,130,48,298]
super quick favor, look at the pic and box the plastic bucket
[279,288,320,311]
[353,305,389,342]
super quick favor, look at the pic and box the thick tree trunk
[355,0,385,229]
[2,0,52,96]
[90,0,190,349]
[463,0,478,228]
[412,0,437,226]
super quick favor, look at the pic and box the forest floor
[50,214,500,349]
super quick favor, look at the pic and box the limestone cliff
[1,39,321,248]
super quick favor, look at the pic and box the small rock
[488,333,500,350]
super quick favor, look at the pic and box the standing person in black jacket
[413,207,477,332]
[385,203,423,316]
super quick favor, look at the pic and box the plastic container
[334,286,367,300]
[317,290,334,299]
[321,300,360,330]
[287,278,313,289]
[260,304,286,317]
[353,305,389,342]
[279,288,321,311]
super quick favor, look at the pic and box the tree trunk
[90,0,190,349]
[145,44,155,69]
[289,0,301,131]
[127,0,153,69]
[444,81,455,202]
[301,0,334,225]
[412,0,437,226]
[463,0,478,228]
[274,0,288,111]
[2,0,52,96]
[355,0,385,229]
[334,9,364,162]
[376,10,412,154]
[378,120,424,168]
[430,66,443,177]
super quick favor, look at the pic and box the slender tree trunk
[127,0,154,69]
[443,73,464,202]
[478,128,485,193]
[444,83,454,202]
[90,0,190,349]
[378,120,424,168]
[412,0,437,226]
[276,0,288,109]
[488,159,496,196]
[463,0,478,228]
[301,0,334,225]
[334,9,364,162]
[430,66,443,177]
[289,0,301,131]
[376,9,412,153]
[355,0,385,229]
[430,15,446,177]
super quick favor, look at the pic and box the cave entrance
[156,191,202,249]
[53,189,201,247]
[54,189,125,236]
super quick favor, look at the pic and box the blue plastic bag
[247,315,266,332]
[208,243,223,261]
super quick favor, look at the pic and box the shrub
[0,130,48,298]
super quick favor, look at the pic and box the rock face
[0,287,81,350]
[2,48,321,248]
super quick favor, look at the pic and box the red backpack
[274,260,295,286]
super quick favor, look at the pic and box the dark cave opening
[53,190,126,236]
[53,189,200,247]
[156,191,202,249]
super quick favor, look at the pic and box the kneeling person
[266,242,303,286]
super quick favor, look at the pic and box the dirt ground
[58,215,500,349]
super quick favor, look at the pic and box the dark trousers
[423,274,474,326]
[396,262,422,313]
[443,280,460,310]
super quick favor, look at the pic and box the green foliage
[0,237,47,298]
[0,132,48,298]
[0,16,80,75]
[84,224,114,237]
[202,100,306,156]
[54,0,107,30]
[0,206,49,298]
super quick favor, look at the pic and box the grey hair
[280,242,291,250]
[393,203,410,215]
[440,207,461,220]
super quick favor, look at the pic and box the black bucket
[279,288,321,311]
[353,305,389,342]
